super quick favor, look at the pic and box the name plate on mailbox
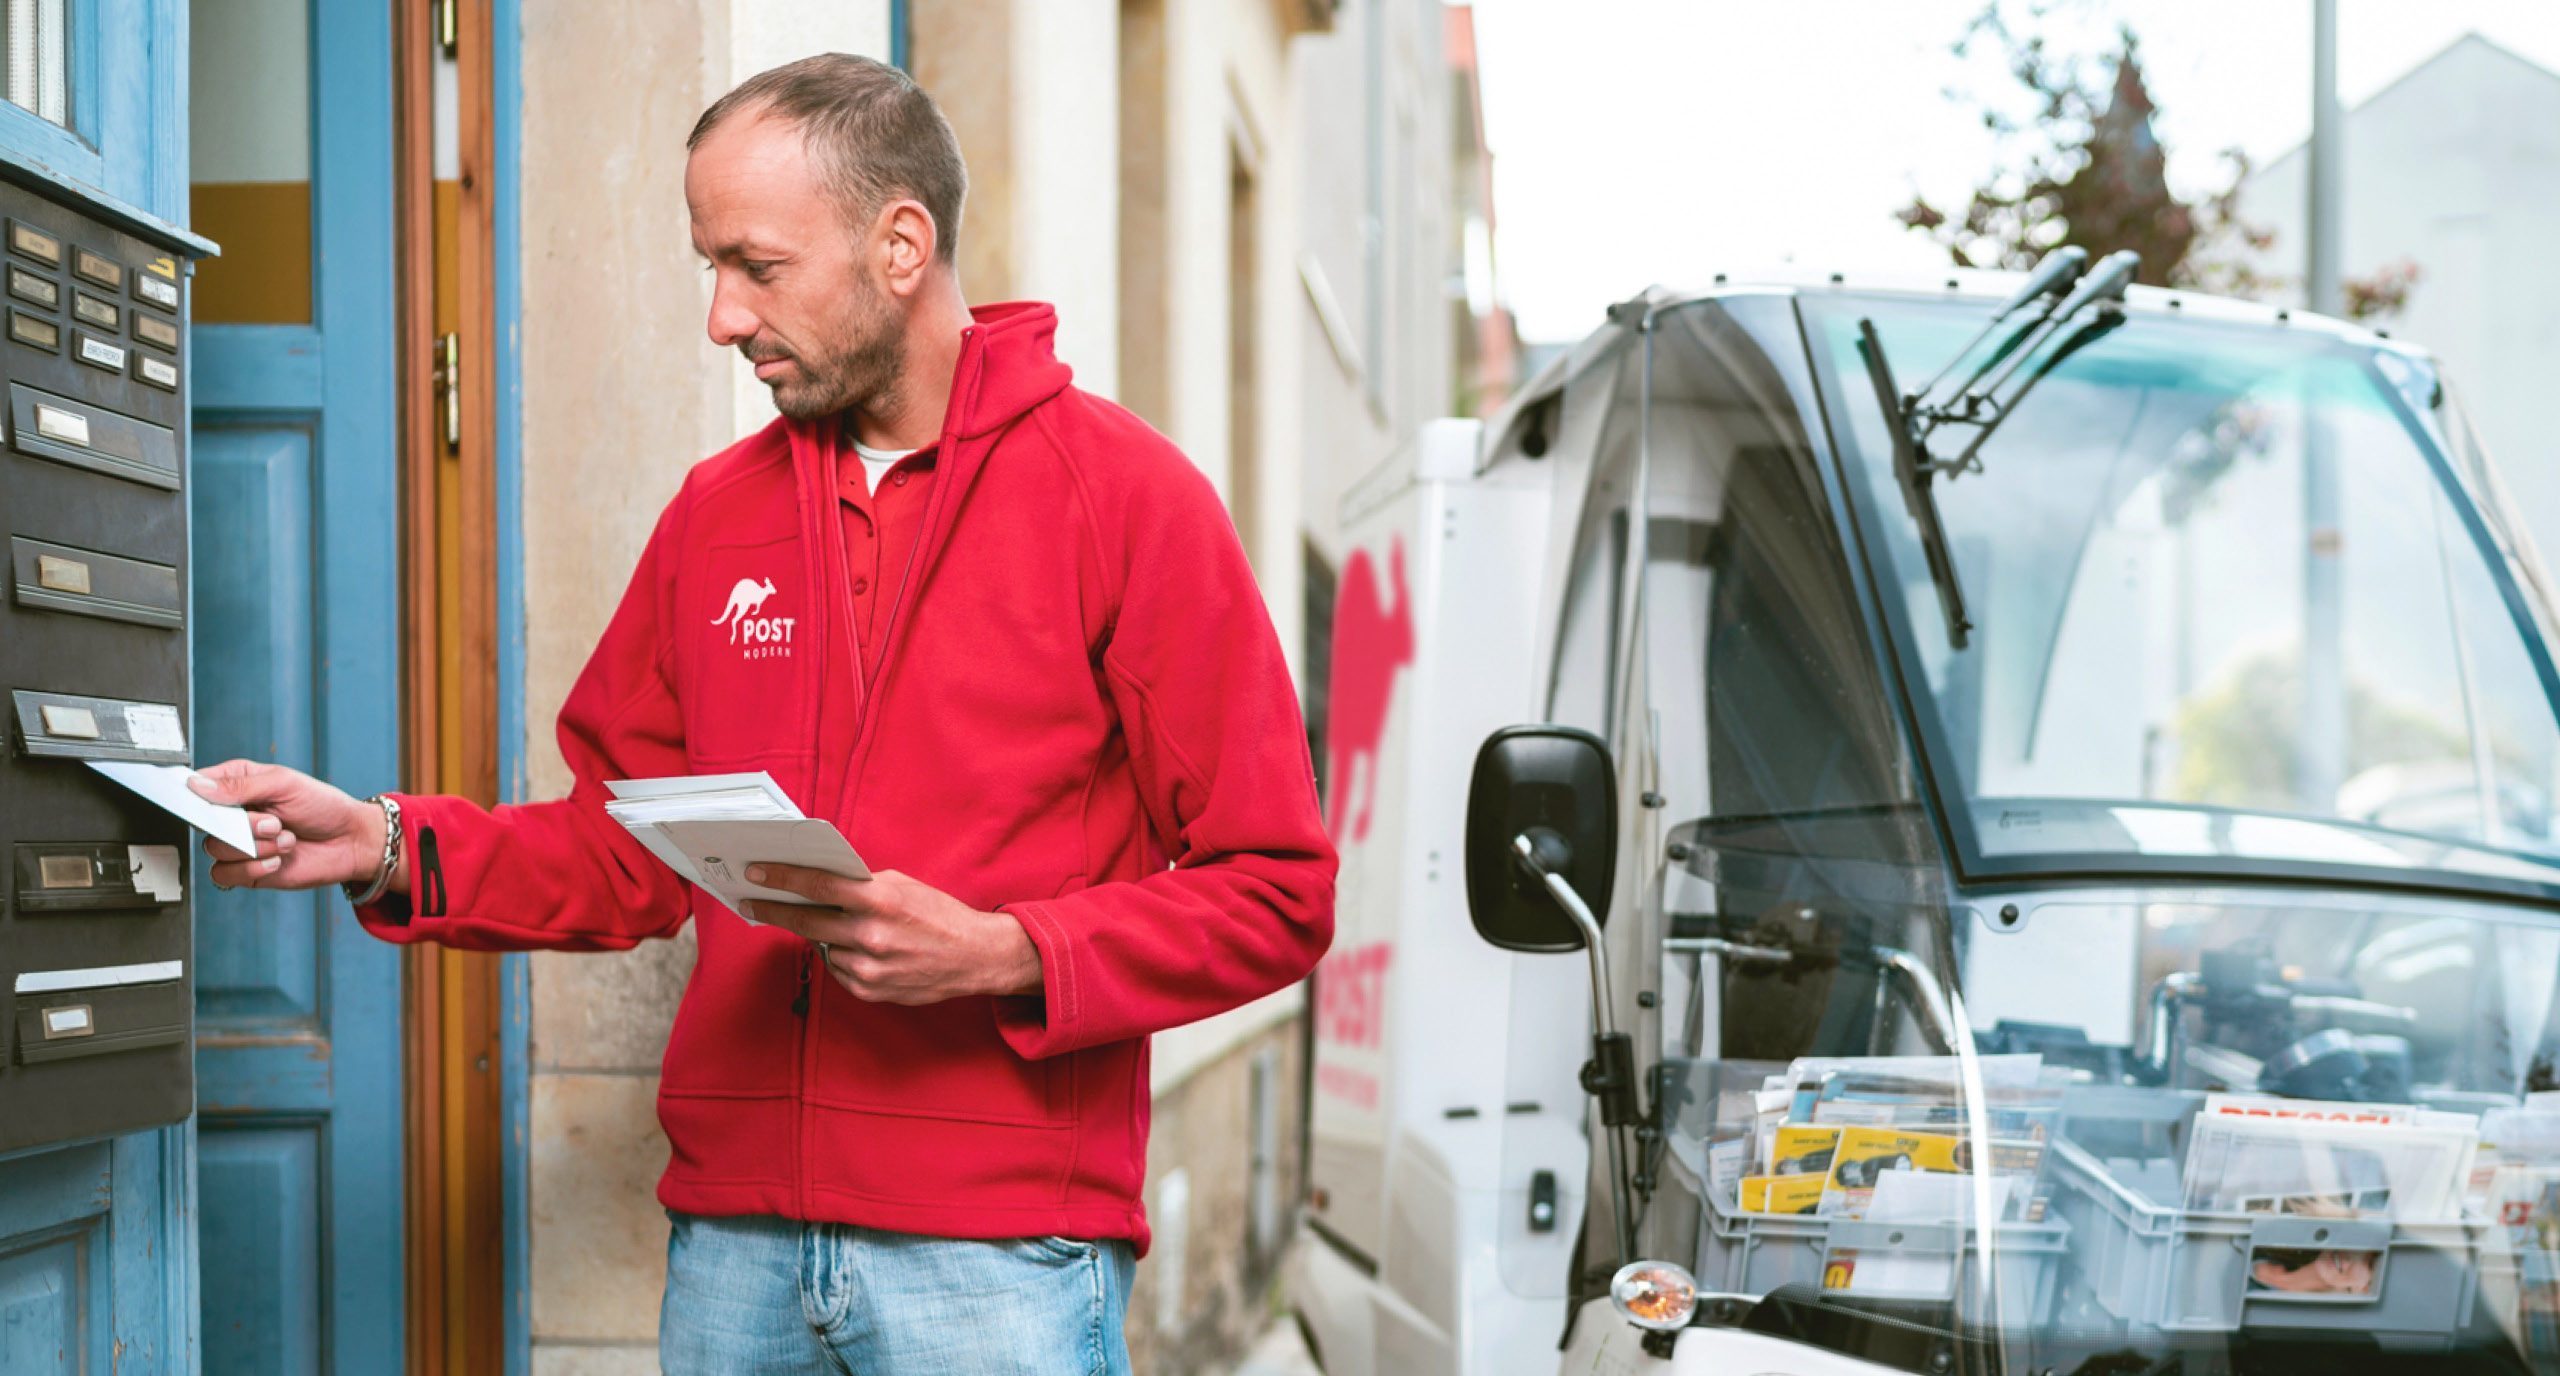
[12,842,182,913]
[11,968,188,1066]
[10,536,181,628]
[7,382,179,490]
[11,689,188,763]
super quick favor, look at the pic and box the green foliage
[1901,1,2417,319]
[2170,647,2465,810]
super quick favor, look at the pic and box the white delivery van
[1289,252,2560,1376]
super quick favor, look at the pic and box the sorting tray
[2047,1137,2478,1351]
[1697,1182,2072,1330]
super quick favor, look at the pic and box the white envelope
[655,817,871,920]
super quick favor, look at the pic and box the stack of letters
[1717,1054,2058,1226]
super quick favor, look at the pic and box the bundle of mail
[2179,1092,2477,1223]
[602,772,869,921]
[1713,1054,2060,1226]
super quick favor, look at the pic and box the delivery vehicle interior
[1467,252,2560,1373]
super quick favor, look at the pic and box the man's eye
[744,261,778,282]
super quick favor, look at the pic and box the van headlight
[1608,1259,1698,1332]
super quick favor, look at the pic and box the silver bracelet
[342,794,404,908]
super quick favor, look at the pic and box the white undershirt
[851,440,915,495]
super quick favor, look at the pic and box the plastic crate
[1696,1183,2071,1330]
[2047,1138,2479,1351]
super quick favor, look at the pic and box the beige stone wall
[1125,1016,1307,1375]
[517,3,894,1370]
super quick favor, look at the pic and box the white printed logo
[712,576,794,658]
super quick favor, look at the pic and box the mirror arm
[2140,970,2206,1085]
[1871,945,1962,1055]
[1510,833,1639,1272]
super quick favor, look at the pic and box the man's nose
[706,279,759,348]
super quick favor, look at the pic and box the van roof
[1482,267,2436,471]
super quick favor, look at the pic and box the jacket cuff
[991,899,1078,1060]
[350,791,448,941]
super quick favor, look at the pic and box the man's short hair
[689,53,968,264]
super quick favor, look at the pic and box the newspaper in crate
[2180,1093,2476,1221]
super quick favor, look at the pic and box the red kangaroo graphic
[1325,537,1415,843]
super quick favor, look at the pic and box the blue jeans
[658,1211,1137,1375]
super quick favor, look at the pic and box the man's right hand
[187,761,398,895]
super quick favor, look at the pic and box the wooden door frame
[395,0,505,1369]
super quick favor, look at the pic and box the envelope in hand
[655,817,871,919]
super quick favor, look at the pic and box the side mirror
[1463,725,1617,952]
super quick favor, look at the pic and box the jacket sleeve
[992,444,1338,1059]
[352,494,694,952]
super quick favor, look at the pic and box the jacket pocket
[808,991,1065,1126]
[681,536,810,764]
[658,895,806,1099]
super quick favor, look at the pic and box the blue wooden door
[188,0,405,1369]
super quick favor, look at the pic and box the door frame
[392,0,529,1370]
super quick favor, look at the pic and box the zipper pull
[790,948,814,1018]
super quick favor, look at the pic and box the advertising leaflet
[1722,1054,2056,1226]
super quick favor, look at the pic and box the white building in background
[2232,33,2560,568]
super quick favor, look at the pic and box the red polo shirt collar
[834,434,937,668]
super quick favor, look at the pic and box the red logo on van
[1316,940,1394,1050]
[1325,538,1414,843]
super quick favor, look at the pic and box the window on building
[2,0,70,128]
[1229,146,1261,571]
[1304,541,1338,800]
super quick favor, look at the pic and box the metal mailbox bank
[0,182,196,1155]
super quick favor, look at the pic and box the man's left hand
[744,864,1042,1006]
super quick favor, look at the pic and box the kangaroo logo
[1323,537,1415,844]
[712,577,778,643]
[711,577,794,657]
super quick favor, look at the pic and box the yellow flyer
[1771,1124,1842,1177]
[1824,1127,1965,1204]
[1741,1173,1826,1215]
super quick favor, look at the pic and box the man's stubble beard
[768,280,906,423]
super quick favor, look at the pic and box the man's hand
[187,760,391,893]
[744,864,1041,1006]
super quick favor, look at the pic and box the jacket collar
[778,302,1073,820]
[777,300,1073,464]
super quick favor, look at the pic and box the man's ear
[877,198,938,297]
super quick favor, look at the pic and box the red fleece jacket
[358,303,1336,1252]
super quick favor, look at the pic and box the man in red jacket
[189,53,1335,1375]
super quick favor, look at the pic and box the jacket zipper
[786,413,842,1224]
[787,325,985,1223]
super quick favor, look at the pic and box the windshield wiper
[1855,249,2141,649]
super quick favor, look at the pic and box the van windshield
[1803,298,2560,897]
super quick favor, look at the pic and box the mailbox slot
[11,536,181,628]
[12,842,181,914]
[12,972,187,1066]
[7,383,178,489]
[12,689,189,763]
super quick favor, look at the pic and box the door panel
[190,0,405,1369]
[198,1125,324,1372]
[193,423,321,1026]
[0,1233,88,1376]
[0,1142,109,1376]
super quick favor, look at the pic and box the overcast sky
[1469,1,2560,341]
